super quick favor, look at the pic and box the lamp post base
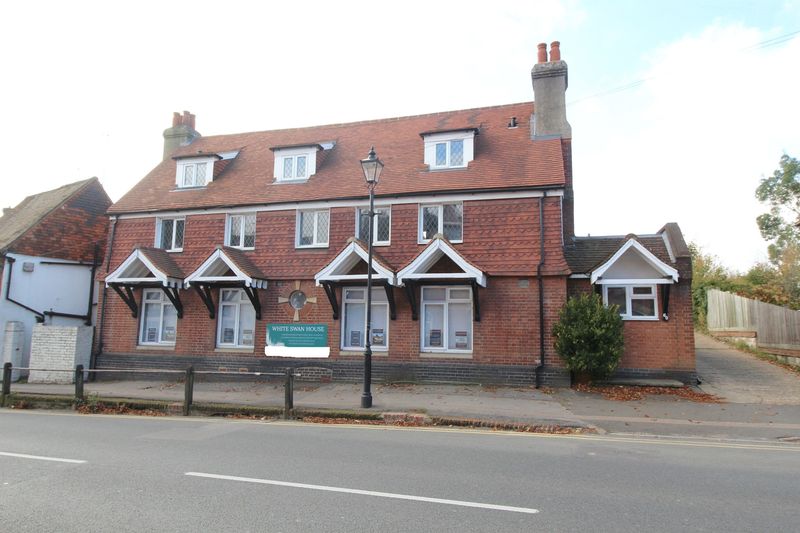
[361,393,373,408]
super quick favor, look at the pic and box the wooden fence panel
[708,289,800,349]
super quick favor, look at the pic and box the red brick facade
[567,278,695,377]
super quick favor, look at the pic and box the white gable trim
[105,250,184,288]
[185,248,267,289]
[315,241,396,286]
[397,238,486,287]
[590,239,679,285]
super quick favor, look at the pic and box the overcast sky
[2,0,799,271]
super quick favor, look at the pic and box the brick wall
[12,179,112,263]
[99,275,568,366]
[566,278,696,379]
[28,324,93,384]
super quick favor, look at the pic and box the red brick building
[98,42,694,386]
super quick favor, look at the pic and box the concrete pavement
[5,332,800,440]
[695,333,800,404]
[8,379,589,428]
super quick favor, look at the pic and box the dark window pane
[632,299,656,317]
[435,143,447,166]
[422,206,439,240]
[358,209,370,241]
[443,204,463,241]
[174,220,184,249]
[607,287,627,315]
[160,219,173,249]
[450,140,464,166]
[376,209,390,242]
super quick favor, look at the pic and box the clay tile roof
[564,226,688,276]
[137,247,186,279]
[0,178,97,252]
[218,246,268,281]
[108,102,565,214]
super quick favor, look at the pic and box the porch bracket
[111,284,138,318]
[194,284,216,319]
[471,281,481,322]
[322,282,339,320]
[404,281,418,321]
[161,287,184,319]
[242,286,262,320]
[384,283,397,320]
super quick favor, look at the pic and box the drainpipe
[3,256,45,322]
[535,192,547,388]
[95,216,117,363]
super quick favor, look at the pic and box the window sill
[165,249,183,253]
[339,349,388,357]
[274,178,310,184]
[226,246,255,251]
[418,239,463,245]
[296,244,328,250]
[136,344,176,351]
[171,186,208,192]
[622,317,660,322]
[428,166,469,171]
[420,350,472,359]
[214,346,256,353]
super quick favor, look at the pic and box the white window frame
[138,289,177,346]
[420,286,473,354]
[418,203,464,244]
[155,217,185,252]
[355,206,391,246]
[281,154,308,181]
[423,130,475,169]
[225,213,256,250]
[340,287,390,352]
[216,288,256,348]
[602,284,659,321]
[175,158,214,188]
[296,209,330,248]
[273,147,317,183]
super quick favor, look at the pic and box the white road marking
[0,451,86,464]
[186,472,539,515]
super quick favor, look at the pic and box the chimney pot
[163,110,201,160]
[537,43,547,63]
[550,41,561,61]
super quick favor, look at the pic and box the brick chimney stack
[531,41,574,242]
[531,41,571,139]
[162,110,200,160]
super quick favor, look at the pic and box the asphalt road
[1,411,799,532]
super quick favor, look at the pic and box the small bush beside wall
[552,293,624,381]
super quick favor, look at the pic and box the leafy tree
[552,293,624,381]
[755,154,800,263]
[689,243,739,328]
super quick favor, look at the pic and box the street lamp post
[359,146,384,409]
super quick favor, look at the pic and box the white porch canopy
[105,248,184,288]
[315,239,397,286]
[397,236,487,287]
[591,239,679,285]
[185,247,268,289]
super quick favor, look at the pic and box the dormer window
[173,155,221,189]
[283,155,308,180]
[421,129,477,170]
[271,144,323,183]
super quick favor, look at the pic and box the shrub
[552,293,624,381]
